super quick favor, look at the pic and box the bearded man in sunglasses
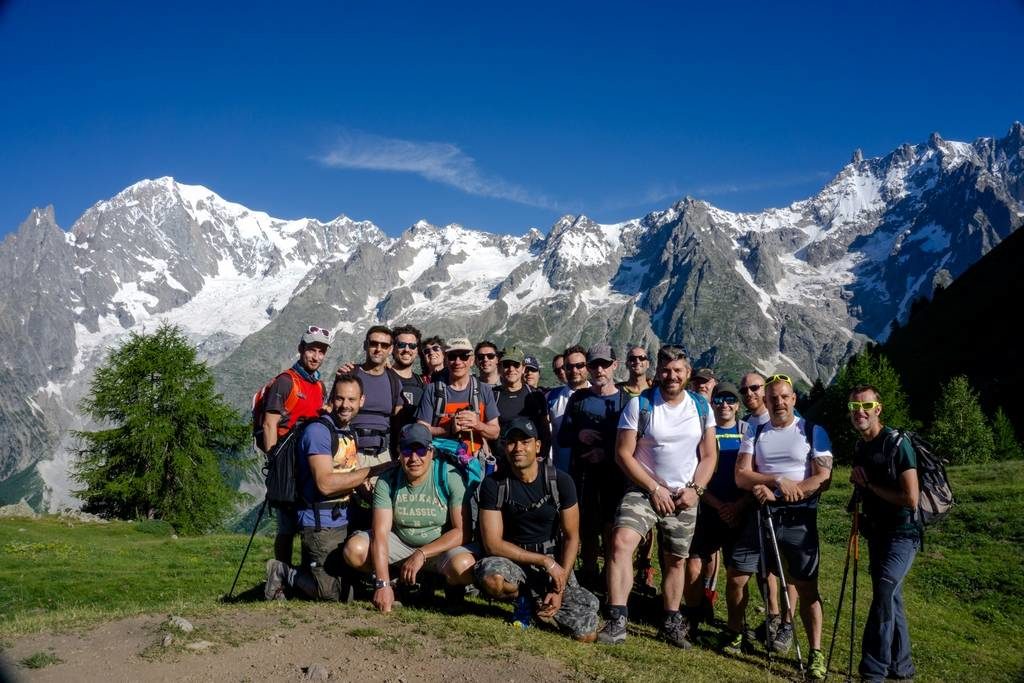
[343,423,477,612]
[849,385,920,682]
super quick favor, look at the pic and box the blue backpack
[388,436,484,507]
[635,388,710,440]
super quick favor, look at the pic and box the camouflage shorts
[474,556,599,638]
[614,489,698,558]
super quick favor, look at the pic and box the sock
[607,604,628,620]
[663,609,680,621]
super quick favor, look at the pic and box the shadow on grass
[221,584,265,604]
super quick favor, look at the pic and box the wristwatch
[374,578,392,590]
[685,481,706,497]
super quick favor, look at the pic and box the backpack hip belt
[520,538,559,556]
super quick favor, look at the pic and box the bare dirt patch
[2,604,576,682]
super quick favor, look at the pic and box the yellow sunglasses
[848,401,881,412]
[766,373,792,386]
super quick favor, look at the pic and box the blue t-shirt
[296,419,359,529]
[707,423,744,502]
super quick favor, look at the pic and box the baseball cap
[587,343,616,363]
[501,417,538,441]
[301,325,332,347]
[713,382,740,399]
[445,337,473,353]
[500,346,525,364]
[693,367,716,381]
[399,423,433,450]
[524,355,540,370]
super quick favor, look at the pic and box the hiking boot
[264,559,288,601]
[596,614,627,645]
[807,649,826,680]
[658,612,693,649]
[772,621,794,654]
[718,629,746,655]
[510,594,532,629]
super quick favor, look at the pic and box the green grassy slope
[1,463,1022,681]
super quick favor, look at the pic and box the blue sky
[1,0,1022,238]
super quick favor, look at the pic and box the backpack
[884,429,954,527]
[636,388,710,440]
[430,376,483,425]
[494,458,562,512]
[251,368,307,453]
[264,415,338,510]
[387,437,483,508]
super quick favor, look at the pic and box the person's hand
[650,485,675,516]
[335,361,356,376]
[537,591,563,619]
[850,466,869,488]
[674,487,699,511]
[580,447,606,464]
[373,585,394,613]
[545,559,568,594]
[753,484,777,505]
[776,477,804,503]
[453,410,479,433]
[719,501,740,527]
[401,549,425,585]
[578,428,602,446]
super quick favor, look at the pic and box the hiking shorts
[351,530,477,574]
[761,505,820,582]
[689,503,760,573]
[614,488,698,558]
[474,556,599,639]
[300,525,349,601]
[276,506,298,536]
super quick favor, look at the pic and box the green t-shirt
[373,462,466,548]
[854,426,919,536]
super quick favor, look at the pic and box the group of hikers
[255,324,922,682]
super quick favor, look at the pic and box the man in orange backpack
[261,326,332,563]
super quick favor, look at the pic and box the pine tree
[813,349,916,464]
[928,375,995,465]
[991,407,1024,460]
[73,323,252,533]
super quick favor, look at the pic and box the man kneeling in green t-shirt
[343,423,476,612]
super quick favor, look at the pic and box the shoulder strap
[385,368,403,407]
[636,388,656,439]
[753,422,768,452]
[434,459,451,508]
[803,419,815,459]
[496,476,509,510]
[432,380,448,424]
[686,389,710,427]
[544,460,561,510]
[469,376,481,415]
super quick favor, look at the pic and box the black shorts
[690,503,760,573]
[573,462,624,527]
[755,505,820,582]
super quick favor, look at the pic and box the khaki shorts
[614,489,698,558]
[351,530,476,573]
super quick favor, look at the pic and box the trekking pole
[827,502,857,676]
[762,505,805,676]
[755,507,774,654]
[227,498,267,599]
[848,502,860,683]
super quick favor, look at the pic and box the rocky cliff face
[1,124,1022,509]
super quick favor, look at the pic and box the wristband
[651,484,661,497]
[374,578,392,590]
[545,558,555,572]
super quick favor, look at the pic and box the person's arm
[797,456,832,499]
[676,425,717,510]
[308,454,372,497]
[262,412,282,452]
[553,502,580,592]
[615,428,675,516]
[862,469,919,508]
[370,504,395,612]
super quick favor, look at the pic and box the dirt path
[2,605,576,682]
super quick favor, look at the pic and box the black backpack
[264,415,338,510]
[884,429,954,527]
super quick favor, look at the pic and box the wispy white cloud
[318,130,561,210]
[637,171,834,207]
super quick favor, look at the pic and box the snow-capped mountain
[2,123,1022,510]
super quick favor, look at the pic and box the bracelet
[545,558,556,572]
[651,484,661,497]
[414,548,426,560]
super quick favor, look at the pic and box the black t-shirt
[478,468,578,546]
[558,387,629,465]
[490,384,551,462]
[853,427,919,536]
[396,373,425,428]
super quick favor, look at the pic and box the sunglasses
[739,384,763,395]
[566,362,587,370]
[848,401,881,412]
[766,374,792,386]
[524,367,539,373]
[424,345,443,354]
[447,352,472,362]
[399,446,430,459]
[367,340,392,349]
[588,359,614,369]
[395,341,418,350]
[306,325,330,336]
[501,361,522,369]
[476,352,497,361]
[628,355,648,363]
[712,395,739,406]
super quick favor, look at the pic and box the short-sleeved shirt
[491,385,551,461]
[397,373,425,428]
[739,417,833,508]
[559,388,630,465]
[297,418,359,529]
[351,367,402,450]
[854,427,918,536]
[373,462,466,548]
[479,468,578,546]
[618,388,716,490]
[708,422,745,502]
[415,379,500,429]
[264,370,325,431]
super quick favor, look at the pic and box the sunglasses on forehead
[766,373,792,386]
[306,325,330,335]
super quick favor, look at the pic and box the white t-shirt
[745,411,770,429]
[739,417,833,483]
[618,389,716,489]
